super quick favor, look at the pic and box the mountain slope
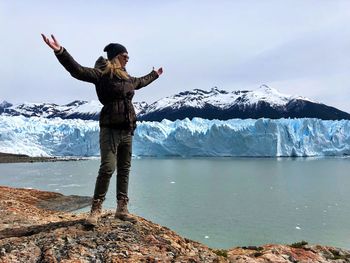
[1,85,349,121]
[138,85,350,121]
[2,100,101,120]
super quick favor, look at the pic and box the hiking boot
[115,198,136,223]
[86,198,103,226]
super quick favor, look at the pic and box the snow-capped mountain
[2,100,102,120]
[0,100,12,114]
[137,85,350,121]
[1,85,349,121]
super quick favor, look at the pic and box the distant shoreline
[0,152,86,163]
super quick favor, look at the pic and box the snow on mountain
[2,100,102,120]
[62,100,101,114]
[0,101,12,114]
[0,99,149,120]
[57,100,102,120]
[137,85,350,121]
[1,116,349,157]
[244,85,296,106]
[1,85,349,121]
[0,100,12,108]
[145,85,297,112]
[133,101,149,115]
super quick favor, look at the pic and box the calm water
[0,157,350,249]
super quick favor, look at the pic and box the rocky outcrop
[0,186,349,262]
[227,244,350,262]
[0,186,91,231]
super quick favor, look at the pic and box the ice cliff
[0,116,349,157]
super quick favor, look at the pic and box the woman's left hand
[153,67,163,76]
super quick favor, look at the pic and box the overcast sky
[1,0,350,112]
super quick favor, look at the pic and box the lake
[0,157,349,249]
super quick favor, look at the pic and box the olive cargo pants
[93,127,132,201]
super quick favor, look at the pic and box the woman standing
[42,34,163,225]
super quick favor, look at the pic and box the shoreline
[2,151,349,164]
[0,152,86,164]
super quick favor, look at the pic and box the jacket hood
[94,56,108,71]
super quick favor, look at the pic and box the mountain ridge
[2,85,349,121]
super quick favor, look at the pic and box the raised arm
[132,67,163,90]
[41,34,101,84]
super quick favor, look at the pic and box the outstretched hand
[153,67,163,76]
[41,34,61,52]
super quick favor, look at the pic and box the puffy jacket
[55,48,159,133]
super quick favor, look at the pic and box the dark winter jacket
[54,48,159,132]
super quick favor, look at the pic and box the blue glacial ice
[0,116,349,157]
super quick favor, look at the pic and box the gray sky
[1,0,350,112]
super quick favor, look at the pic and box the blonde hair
[102,56,129,80]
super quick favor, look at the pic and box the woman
[42,34,163,225]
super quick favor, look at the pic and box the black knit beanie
[103,43,128,60]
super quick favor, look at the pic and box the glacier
[0,116,349,157]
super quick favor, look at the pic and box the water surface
[0,157,349,249]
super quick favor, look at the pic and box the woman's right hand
[41,34,61,52]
